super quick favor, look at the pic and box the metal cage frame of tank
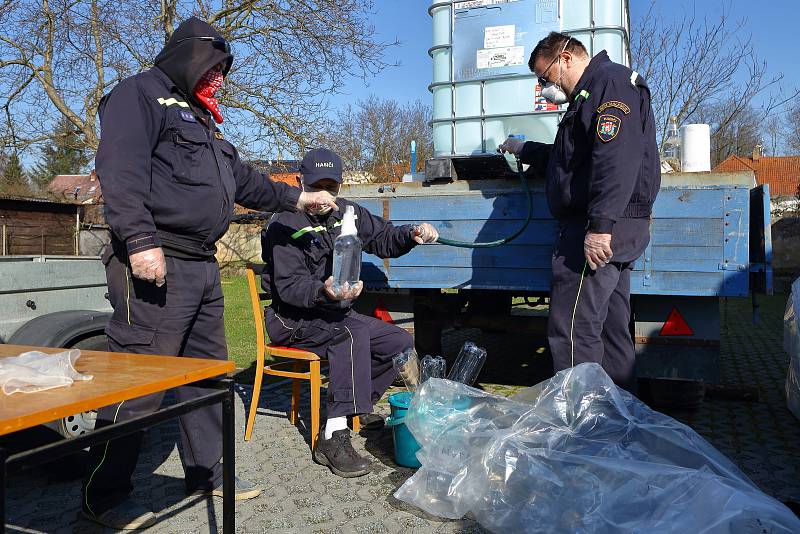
[428,0,633,156]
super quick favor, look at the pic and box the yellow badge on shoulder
[597,114,622,142]
[214,131,224,140]
[597,100,630,114]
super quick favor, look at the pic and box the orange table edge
[0,344,234,436]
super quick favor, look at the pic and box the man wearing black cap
[83,17,338,529]
[261,148,439,478]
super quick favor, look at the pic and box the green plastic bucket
[386,392,421,468]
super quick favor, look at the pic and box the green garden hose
[434,157,533,248]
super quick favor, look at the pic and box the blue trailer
[337,0,773,387]
[344,170,772,385]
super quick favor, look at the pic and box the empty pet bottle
[447,341,487,386]
[332,205,362,297]
[663,116,681,171]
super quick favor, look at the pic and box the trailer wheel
[70,334,108,351]
[49,334,108,438]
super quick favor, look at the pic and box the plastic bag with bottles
[394,363,800,533]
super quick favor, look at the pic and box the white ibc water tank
[429,0,631,158]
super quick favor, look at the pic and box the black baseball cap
[300,148,343,185]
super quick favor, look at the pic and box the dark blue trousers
[266,307,409,418]
[548,223,638,393]
[82,247,227,516]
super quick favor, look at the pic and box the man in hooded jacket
[81,17,337,530]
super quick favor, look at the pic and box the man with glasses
[499,32,660,394]
[81,17,337,529]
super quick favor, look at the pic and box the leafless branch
[0,0,394,165]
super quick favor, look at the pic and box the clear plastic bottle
[447,341,487,386]
[663,116,681,171]
[331,205,362,297]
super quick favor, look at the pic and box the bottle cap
[341,205,357,236]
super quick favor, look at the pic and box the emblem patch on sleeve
[597,114,622,142]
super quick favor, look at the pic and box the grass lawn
[221,275,261,379]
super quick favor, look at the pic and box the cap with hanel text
[299,148,343,185]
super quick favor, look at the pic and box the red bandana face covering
[194,68,224,124]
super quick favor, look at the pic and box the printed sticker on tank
[477,46,525,69]
[455,0,519,9]
[484,25,515,49]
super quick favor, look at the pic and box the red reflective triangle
[659,307,694,336]
[374,300,393,324]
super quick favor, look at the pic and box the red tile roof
[713,155,800,197]
[47,171,102,202]
[233,173,300,215]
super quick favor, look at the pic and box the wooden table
[0,344,236,533]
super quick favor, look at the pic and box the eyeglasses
[174,36,231,54]
[537,37,571,86]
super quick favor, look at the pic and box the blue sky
[327,0,799,114]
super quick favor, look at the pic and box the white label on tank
[484,25,515,49]
[476,46,525,69]
[455,0,519,9]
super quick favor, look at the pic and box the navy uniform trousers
[265,307,410,418]
[82,246,227,516]
[548,222,642,393]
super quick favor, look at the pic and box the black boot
[313,428,371,478]
[358,413,386,431]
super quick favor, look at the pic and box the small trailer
[1,255,111,436]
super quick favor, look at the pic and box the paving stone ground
[5,295,800,533]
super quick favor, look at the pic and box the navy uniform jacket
[262,199,417,316]
[95,18,300,259]
[520,51,660,262]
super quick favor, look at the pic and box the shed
[0,196,82,255]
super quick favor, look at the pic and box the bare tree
[631,2,797,153]
[0,0,395,161]
[764,115,784,156]
[694,103,762,167]
[317,96,433,182]
[787,103,800,154]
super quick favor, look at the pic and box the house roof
[47,171,102,203]
[250,159,302,174]
[0,194,82,206]
[713,155,800,197]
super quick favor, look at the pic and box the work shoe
[191,476,262,501]
[313,428,372,478]
[80,498,157,530]
[359,413,386,431]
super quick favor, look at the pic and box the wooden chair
[243,263,358,449]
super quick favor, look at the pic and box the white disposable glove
[297,190,339,215]
[498,136,526,155]
[323,276,363,301]
[129,247,167,286]
[412,223,439,244]
[584,232,613,270]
